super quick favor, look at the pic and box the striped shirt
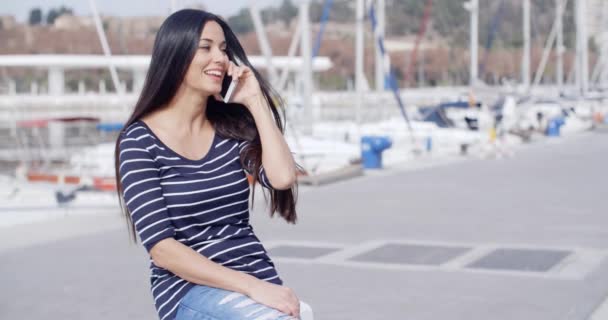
[118,120,282,320]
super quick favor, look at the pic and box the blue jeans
[175,285,298,320]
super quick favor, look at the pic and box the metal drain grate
[466,248,572,272]
[349,243,471,265]
[268,245,342,259]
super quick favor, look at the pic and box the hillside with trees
[0,0,593,91]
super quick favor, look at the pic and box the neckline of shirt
[135,119,219,163]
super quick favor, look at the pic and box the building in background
[0,15,17,29]
[53,14,95,30]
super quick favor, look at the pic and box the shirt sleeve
[238,140,276,190]
[118,132,176,252]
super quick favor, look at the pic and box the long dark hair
[114,9,298,243]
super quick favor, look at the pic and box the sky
[0,0,283,22]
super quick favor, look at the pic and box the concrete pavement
[1,131,607,319]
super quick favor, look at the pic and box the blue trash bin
[546,117,565,137]
[361,136,392,169]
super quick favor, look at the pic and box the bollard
[361,135,392,169]
[546,117,565,137]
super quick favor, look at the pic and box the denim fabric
[175,285,306,320]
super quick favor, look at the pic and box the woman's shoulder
[122,119,145,135]
[118,120,157,149]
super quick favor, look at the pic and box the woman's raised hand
[217,60,264,109]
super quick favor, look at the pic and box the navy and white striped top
[118,120,282,320]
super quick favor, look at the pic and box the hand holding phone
[223,79,238,103]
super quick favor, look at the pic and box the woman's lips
[205,73,223,82]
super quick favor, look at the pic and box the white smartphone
[223,79,238,103]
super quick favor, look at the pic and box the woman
[114,9,306,320]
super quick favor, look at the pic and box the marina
[1,0,607,319]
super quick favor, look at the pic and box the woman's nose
[212,47,226,63]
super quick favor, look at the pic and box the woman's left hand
[215,61,263,109]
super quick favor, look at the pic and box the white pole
[533,0,568,88]
[601,1,608,88]
[299,0,313,135]
[590,53,605,85]
[418,48,425,87]
[576,0,589,95]
[375,0,385,91]
[88,0,123,95]
[581,0,589,94]
[48,67,64,95]
[355,0,365,129]
[523,0,531,92]
[590,0,607,87]
[31,81,39,95]
[556,0,564,88]
[133,69,146,93]
[78,80,85,95]
[249,3,278,84]
[99,79,106,94]
[8,79,16,95]
[277,23,301,92]
[575,0,582,92]
[465,0,479,87]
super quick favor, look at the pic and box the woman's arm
[150,238,257,294]
[245,94,297,190]
[224,61,297,190]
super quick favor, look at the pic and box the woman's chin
[197,86,221,97]
[204,83,222,93]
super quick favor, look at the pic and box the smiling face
[182,20,229,96]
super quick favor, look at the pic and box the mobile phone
[223,79,238,103]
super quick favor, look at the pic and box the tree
[28,8,43,25]
[47,6,74,25]
[227,8,254,34]
[261,7,278,24]
[47,9,58,25]
[328,1,354,23]
[277,0,298,26]
[310,0,324,23]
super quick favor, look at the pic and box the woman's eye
[199,46,227,54]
